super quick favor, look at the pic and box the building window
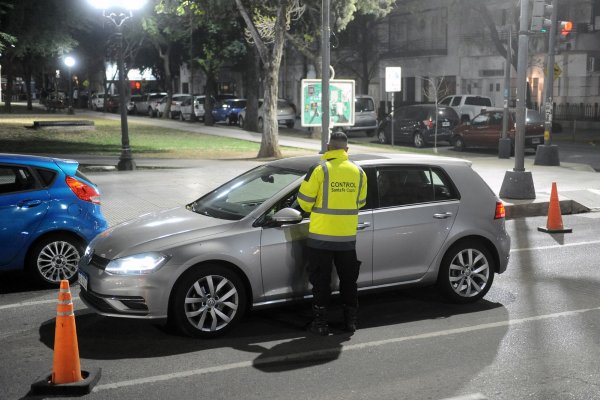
[388,7,448,56]
[496,83,501,91]
[490,83,494,92]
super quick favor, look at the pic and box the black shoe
[343,306,358,333]
[308,305,329,336]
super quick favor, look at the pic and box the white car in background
[90,93,107,111]
[180,95,215,122]
[238,99,296,130]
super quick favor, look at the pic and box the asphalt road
[1,211,599,398]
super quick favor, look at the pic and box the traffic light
[559,20,573,37]
[531,0,553,32]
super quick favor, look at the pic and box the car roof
[268,153,471,172]
[0,153,79,174]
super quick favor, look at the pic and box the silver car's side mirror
[271,208,303,224]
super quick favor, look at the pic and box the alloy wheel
[447,248,490,298]
[36,240,80,283]
[184,274,240,332]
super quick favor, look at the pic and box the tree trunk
[259,60,282,158]
[4,59,13,113]
[242,47,260,132]
[159,45,173,119]
[204,71,217,126]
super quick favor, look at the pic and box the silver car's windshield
[187,165,304,220]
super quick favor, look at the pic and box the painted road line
[93,305,600,392]
[510,239,600,253]
[0,296,81,311]
[439,394,488,400]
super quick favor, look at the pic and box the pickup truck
[438,95,493,123]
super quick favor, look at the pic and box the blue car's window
[0,166,36,194]
[35,168,57,187]
[188,165,304,220]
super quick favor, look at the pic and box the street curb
[505,199,589,219]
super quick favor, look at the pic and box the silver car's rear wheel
[27,234,83,286]
[437,241,494,303]
[171,265,247,338]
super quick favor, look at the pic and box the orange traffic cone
[538,182,572,233]
[52,279,83,384]
[31,280,101,395]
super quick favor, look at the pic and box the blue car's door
[0,166,51,266]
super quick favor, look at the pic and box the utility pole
[499,0,536,199]
[534,0,560,165]
[321,0,330,153]
[499,6,513,159]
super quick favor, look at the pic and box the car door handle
[433,212,453,219]
[18,199,42,208]
[357,222,371,230]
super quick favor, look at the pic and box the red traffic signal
[560,20,573,36]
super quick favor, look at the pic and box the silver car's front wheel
[27,235,83,286]
[437,241,494,303]
[171,265,247,338]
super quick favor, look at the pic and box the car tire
[180,112,185,121]
[436,240,495,304]
[238,115,244,128]
[26,234,84,287]
[169,111,174,119]
[170,265,247,338]
[286,121,295,129]
[148,107,154,117]
[453,137,465,152]
[413,132,425,148]
[257,118,264,132]
[377,130,388,144]
[366,129,376,137]
[92,104,97,111]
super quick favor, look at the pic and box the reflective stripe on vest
[308,232,357,242]
[297,192,316,203]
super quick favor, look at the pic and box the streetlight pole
[89,1,147,171]
[499,0,536,200]
[321,0,330,153]
[64,56,75,115]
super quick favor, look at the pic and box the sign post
[385,67,401,146]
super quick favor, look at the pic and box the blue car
[211,99,247,125]
[0,154,108,286]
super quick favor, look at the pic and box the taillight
[423,119,433,129]
[66,176,101,204]
[495,201,506,219]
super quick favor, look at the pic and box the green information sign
[300,79,355,127]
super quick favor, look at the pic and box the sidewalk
[27,109,600,218]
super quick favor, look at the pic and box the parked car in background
[90,93,107,111]
[451,109,544,153]
[167,94,192,119]
[377,104,460,147]
[105,95,120,113]
[238,99,296,130]
[78,153,510,338]
[0,154,108,286]
[127,94,144,115]
[180,95,216,122]
[438,94,493,123]
[341,94,378,137]
[212,99,247,125]
[138,92,167,117]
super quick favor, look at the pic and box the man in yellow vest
[298,131,367,335]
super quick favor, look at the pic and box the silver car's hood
[91,207,235,259]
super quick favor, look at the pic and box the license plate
[531,138,541,144]
[442,121,450,127]
[78,271,88,291]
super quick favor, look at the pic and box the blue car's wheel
[27,234,83,287]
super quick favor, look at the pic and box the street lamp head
[64,56,75,68]
[88,0,147,11]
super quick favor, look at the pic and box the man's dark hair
[328,131,348,150]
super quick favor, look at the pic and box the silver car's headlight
[105,252,169,275]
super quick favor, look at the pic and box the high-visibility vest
[298,149,367,245]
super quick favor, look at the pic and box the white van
[438,95,494,123]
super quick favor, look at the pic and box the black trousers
[307,247,361,308]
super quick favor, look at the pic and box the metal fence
[553,102,600,121]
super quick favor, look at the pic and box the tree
[420,75,451,152]
[235,0,306,158]
[142,0,188,118]
[0,0,78,112]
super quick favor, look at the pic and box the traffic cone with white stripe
[31,280,101,395]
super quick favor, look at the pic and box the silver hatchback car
[78,154,510,338]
